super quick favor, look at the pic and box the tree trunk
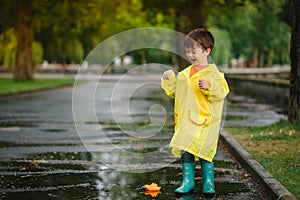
[141,50,147,65]
[14,0,34,81]
[259,50,264,68]
[267,50,273,68]
[288,0,300,124]
[175,0,205,71]
[252,47,259,67]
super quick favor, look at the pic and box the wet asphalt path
[0,75,269,200]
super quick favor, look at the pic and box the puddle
[0,162,255,200]
[225,93,286,127]
[214,160,237,170]
[0,140,259,199]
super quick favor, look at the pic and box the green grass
[0,77,75,95]
[225,120,300,198]
[225,115,249,121]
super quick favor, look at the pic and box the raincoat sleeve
[201,72,229,102]
[161,70,177,98]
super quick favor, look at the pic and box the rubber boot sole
[175,189,195,197]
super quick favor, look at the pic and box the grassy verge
[225,120,300,199]
[0,77,75,95]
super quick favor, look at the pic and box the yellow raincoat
[161,64,229,162]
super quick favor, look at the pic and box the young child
[161,28,229,197]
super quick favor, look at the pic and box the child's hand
[163,72,171,80]
[199,79,210,90]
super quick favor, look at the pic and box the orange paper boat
[145,190,161,197]
[144,183,161,191]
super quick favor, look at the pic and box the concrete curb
[220,130,298,200]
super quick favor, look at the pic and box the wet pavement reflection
[0,75,271,199]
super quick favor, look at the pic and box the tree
[1,0,44,81]
[204,0,290,67]
[209,27,232,65]
[142,0,206,70]
[14,0,34,81]
[252,0,290,67]
[288,0,300,124]
[35,0,94,64]
[1,0,107,79]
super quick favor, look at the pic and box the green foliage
[253,0,290,64]
[251,132,297,141]
[0,28,17,67]
[147,49,173,64]
[0,0,16,32]
[130,49,173,64]
[0,0,291,67]
[35,0,88,63]
[205,0,255,59]
[209,27,232,65]
[33,41,43,65]
[33,0,154,64]
[205,0,290,65]
[225,115,249,121]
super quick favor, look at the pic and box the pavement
[0,73,295,199]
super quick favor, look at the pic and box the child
[161,28,229,197]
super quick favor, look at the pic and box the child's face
[185,45,211,66]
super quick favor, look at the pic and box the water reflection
[0,154,253,200]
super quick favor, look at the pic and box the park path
[0,74,277,200]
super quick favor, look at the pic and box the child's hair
[184,28,215,51]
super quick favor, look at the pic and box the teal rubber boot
[175,162,195,194]
[201,160,215,197]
